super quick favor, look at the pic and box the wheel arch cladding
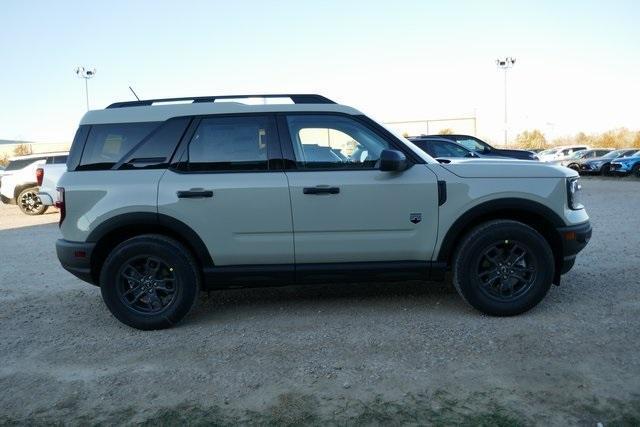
[87,213,214,284]
[438,198,564,282]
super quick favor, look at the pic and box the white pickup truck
[37,156,68,208]
[0,152,68,215]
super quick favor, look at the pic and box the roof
[79,94,364,125]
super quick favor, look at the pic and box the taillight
[36,168,44,186]
[55,187,65,226]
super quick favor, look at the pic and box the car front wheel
[453,220,554,316]
[100,234,200,330]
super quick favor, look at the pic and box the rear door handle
[177,189,214,199]
[303,186,340,195]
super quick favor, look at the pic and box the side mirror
[379,149,408,172]
[483,146,491,154]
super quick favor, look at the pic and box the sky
[0,0,639,145]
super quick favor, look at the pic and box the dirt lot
[1,177,639,425]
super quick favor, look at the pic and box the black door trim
[203,261,446,290]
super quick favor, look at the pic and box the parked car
[579,149,638,175]
[36,153,69,206]
[423,134,538,160]
[408,136,480,159]
[55,94,591,330]
[552,148,612,171]
[2,154,47,214]
[538,146,589,162]
[609,150,640,176]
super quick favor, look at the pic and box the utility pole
[75,67,97,110]
[496,57,516,146]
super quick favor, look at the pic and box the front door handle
[177,189,214,199]
[303,186,340,195]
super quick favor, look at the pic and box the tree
[514,129,547,150]
[13,143,32,156]
[438,128,454,135]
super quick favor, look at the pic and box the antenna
[129,86,141,101]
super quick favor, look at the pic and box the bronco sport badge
[410,213,422,224]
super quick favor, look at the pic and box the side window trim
[276,112,420,172]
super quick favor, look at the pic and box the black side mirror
[379,149,408,172]
[483,146,491,153]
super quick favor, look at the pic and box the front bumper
[580,163,601,173]
[56,239,97,285]
[556,221,592,276]
[609,163,631,174]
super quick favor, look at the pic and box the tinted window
[185,116,273,171]
[286,115,390,169]
[119,117,190,169]
[5,158,44,171]
[67,126,90,171]
[455,138,486,152]
[79,122,160,170]
[432,141,470,157]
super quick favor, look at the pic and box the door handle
[177,189,214,199]
[303,186,340,195]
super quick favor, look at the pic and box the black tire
[17,187,47,215]
[100,234,200,330]
[632,163,640,178]
[452,220,554,316]
[567,163,580,172]
[601,163,611,176]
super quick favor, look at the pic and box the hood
[436,157,576,178]
[611,155,640,163]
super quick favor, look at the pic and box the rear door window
[182,115,274,172]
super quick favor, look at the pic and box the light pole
[75,67,97,110]
[496,57,516,146]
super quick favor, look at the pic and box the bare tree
[13,143,32,156]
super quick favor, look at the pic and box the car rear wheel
[601,163,611,176]
[453,220,554,316]
[632,164,640,178]
[567,163,580,171]
[100,234,200,330]
[17,187,47,215]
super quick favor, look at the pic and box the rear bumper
[56,239,97,285]
[37,192,54,206]
[556,221,592,275]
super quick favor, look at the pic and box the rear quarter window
[78,122,160,170]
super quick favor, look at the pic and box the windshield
[4,158,41,171]
[568,150,588,159]
[601,150,623,159]
[539,149,557,156]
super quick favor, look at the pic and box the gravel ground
[1,177,639,426]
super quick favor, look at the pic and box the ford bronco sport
[55,94,591,330]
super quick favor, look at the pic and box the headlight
[567,177,583,210]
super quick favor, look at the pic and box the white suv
[1,152,68,215]
[55,94,592,330]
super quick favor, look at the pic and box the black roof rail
[106,94,335,109]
